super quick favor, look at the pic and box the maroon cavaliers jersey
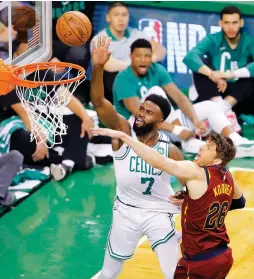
[181,166,234,257]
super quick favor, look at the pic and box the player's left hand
[81,117,94,139]
[169,195,184,207]
[169,190,186,207]
[91,128,124,139]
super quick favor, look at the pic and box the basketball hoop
[0,59,86,148]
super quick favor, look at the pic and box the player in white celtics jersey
[91,36,184,279]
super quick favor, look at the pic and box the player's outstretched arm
[91,128,203,182]
[90,36,130,133]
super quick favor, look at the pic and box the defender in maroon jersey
[181,165,233,257]
[91,129,246,279]
[170,134,245,279]
[176,164,235,279]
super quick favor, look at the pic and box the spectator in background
[183,6,254,131]
[0,151,23,207]
[113,38,254,156]
[90,1,167,103]
[0,89,94,182]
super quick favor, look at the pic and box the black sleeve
[229,195,246,211]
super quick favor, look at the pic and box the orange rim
[11,61,86,88]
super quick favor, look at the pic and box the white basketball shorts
[106,199,177,260]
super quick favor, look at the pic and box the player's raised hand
[91,36,112,66]
[91,128,124,139]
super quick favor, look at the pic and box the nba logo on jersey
[138,18,163,44]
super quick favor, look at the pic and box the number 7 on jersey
[142,177,155,195]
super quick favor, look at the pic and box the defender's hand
[169,190,186,207]
[91,128,124,139]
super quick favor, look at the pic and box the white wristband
[234,67,250,78]
[172,125,185,136]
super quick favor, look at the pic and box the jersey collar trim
[106,27,130,41]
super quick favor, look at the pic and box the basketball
[12,6,37,32]
[56,11,92,47]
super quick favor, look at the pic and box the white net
[14,64,85,148]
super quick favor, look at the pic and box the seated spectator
[90,1,167,103]
[0,89,94,181]
[183,6,254,131]
[112,38,254,156]
[0,151,23,207]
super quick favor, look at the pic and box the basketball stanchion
[0,59,86,148]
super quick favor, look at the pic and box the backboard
[0,1,52,66]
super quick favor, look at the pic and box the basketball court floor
[1,1,254,278]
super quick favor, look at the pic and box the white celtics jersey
[113,131,180,214]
